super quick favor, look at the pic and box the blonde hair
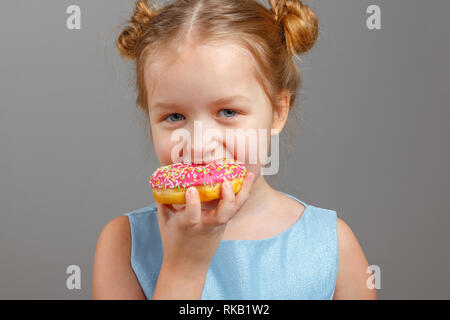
[116,0,319,116]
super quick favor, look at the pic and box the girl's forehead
[145,42,260,102]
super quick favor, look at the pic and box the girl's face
[145,41,288,177]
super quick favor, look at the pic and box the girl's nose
[189,139,220,164]
[179,119,225,164]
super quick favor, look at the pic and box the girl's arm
[333,217,378,300]
[92,216,146,299]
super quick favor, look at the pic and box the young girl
[93,0,377,300]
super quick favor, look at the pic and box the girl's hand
[156,172,255,272]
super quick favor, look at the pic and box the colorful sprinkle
[149,158,246,190]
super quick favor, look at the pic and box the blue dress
[123,192,338,299]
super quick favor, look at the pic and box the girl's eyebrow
[151,95,250,109]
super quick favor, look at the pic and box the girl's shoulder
[94,202,158,280]
[93,214,147,298]
[93,203,159,298]
[276,190,338,225]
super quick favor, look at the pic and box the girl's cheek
[152,135,171,163]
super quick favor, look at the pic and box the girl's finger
[234,172,256,210]
[172,203,186,210]
[213,180,237,225]
[182,186,202,227]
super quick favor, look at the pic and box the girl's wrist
[161,260,209,278]
[153,261,209,299]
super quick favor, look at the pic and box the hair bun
[269,0,319,56]
[117,0,156,61]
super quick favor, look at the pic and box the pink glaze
[149,158,246,189]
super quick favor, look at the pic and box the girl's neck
[230,174,276,222]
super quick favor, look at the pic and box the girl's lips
[184,158,227,165]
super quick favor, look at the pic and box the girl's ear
[271,90,291,135]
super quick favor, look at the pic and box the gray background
[1,0,449,299]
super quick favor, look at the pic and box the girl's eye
[165,113,185,122]
[218,109,238,118]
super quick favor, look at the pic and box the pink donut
[150,158,247,204]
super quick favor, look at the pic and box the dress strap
[279,190,308,207]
